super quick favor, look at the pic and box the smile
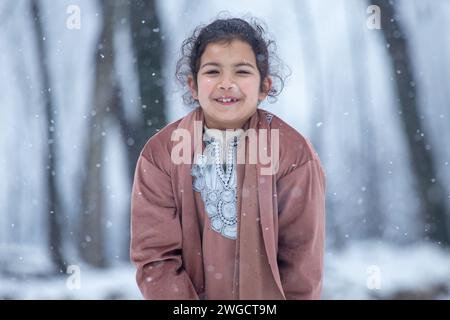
[215,97,240,105]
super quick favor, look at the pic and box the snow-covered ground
[0,243,141,299]
[323,241,450,300]
[1,241,448,299]
[0,262,141,300]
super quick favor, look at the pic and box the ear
[187,75,198,100]
[258,76,272,101]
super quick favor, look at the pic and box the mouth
[214,96,240,106]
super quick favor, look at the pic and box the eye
[237,70,251,74]
[204,70,219,74]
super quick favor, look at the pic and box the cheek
[197,78,215,96]
[240,79,261,97]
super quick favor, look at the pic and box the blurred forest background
[0,0,449,299]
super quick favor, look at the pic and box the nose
[218,75,236,90]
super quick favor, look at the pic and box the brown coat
[130,107,326,299]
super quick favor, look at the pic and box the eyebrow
[200,62,256,69]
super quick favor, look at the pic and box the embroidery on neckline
[191,137,239,240]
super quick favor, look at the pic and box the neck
[203,116,247,131]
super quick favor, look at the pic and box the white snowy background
[1,0,449,299]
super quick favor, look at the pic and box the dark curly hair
[175,14,290,107]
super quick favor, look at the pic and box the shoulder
[258,109,323,178]
[139,117,183,174]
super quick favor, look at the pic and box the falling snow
[0,0,449,300]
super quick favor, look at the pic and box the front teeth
[217,98,236,103]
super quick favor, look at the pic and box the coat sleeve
[130,153,199,300]
[276,158,326,299]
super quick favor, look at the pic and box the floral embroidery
[191,130,241,240]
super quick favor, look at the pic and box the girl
[130,17,326,300]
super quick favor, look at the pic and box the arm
[130,154,199,300]
[276,158,326,299]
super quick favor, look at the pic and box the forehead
[200,40,256,66]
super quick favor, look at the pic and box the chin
[202,104,256,128]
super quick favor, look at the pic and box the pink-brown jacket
[130,107,326,299]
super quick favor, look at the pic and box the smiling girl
[130,16,326,300]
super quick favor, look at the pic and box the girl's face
[188,39,272,130]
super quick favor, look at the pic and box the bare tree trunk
[294,1,347,247]
[343,4,384,239]
[113,0,167,259]
[369,0,450,246]
[293,0,324,154]
[31,0,66,273]
[79,0,118,267]
[128,0,166,166]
